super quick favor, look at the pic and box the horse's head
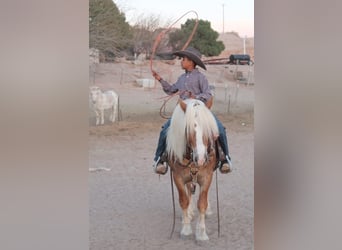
[89,86,101,104]
[179,99,218,166]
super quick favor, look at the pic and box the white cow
[89,86,119,125]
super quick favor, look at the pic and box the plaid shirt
[159,68,212,103]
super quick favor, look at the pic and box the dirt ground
[89,60,254,249]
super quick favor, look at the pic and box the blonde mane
[166,99,218,162]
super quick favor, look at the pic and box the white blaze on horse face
[194,121,206,166]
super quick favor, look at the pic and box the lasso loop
[158,90,193,119]
[150,10,199,73]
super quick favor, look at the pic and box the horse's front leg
[109,104,116,122]
[112,102,117,122]
[186,183,195,221]
[206,196,213,216]
[174,177,192,237]
[100,109,104,125]
[196,188,209,241]
[94,109,100,126]
[108,106,113,122]
[196,176,213,241]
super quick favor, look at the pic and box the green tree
[89,0,132,58]
[169,19,225,57]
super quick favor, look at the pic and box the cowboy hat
[173,47,206,70]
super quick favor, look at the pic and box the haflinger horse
[166,98,219,241]
[89,86,118,125]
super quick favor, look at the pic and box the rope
[150,10,199,118]
[159,91,179,119]
[169,168,176,239]
[158,89,196,119]
[215,168,221,237]
[150,10,199,73]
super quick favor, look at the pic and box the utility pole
[222,3,225,34]
[243,35,246,54]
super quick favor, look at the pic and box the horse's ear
[179,99,187,112]
[206,96,214,109]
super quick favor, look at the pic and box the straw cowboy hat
[173,47,207,70]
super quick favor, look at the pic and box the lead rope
[169,168,176,239]
[216,168,221,237]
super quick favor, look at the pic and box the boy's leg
[153,119,171,174]
[214,116,233,173]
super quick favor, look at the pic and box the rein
[169,169,176,239]
[215,167,221,237]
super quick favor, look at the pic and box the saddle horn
[179,99,187,112]
[179,96,214,111]
[205,96,213,109]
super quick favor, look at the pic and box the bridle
[171,139,216,193]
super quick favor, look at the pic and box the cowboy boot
[219,155,232,174]
[153,156,168,175]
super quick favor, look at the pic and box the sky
[115,0,254,37]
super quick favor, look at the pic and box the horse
[166,98,219,241]
[89,86,119,125]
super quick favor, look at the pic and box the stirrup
[219,156,232,174]
[153,156,168,175]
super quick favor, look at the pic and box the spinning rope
[150,10,199,119]
[150,10,199,73]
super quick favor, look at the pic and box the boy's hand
[152,70,161,81]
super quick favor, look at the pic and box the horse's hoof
[180,224,192,238]
[196,226,209,241]
[205,209,213,216]
[195,233,209,241]
[180,233,193,240]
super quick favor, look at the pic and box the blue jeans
[154,116,231,161]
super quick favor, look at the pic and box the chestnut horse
[166,98,218,241]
